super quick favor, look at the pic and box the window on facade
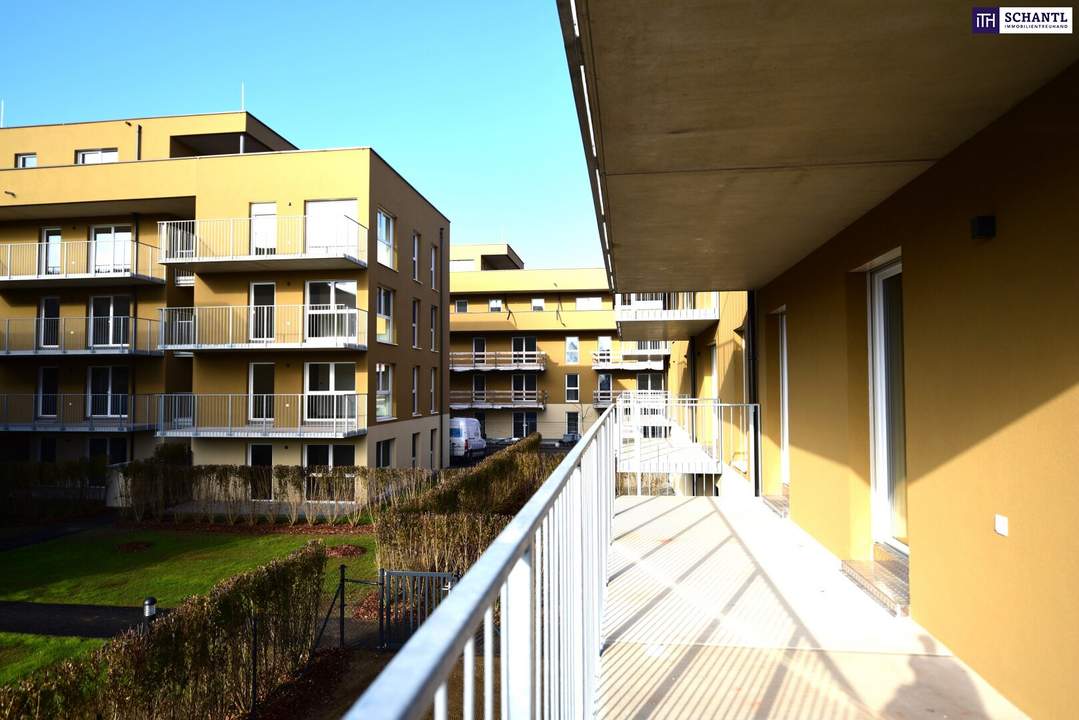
[430,428,438,469]
[376,209,396,269]
[576,296,602,310]
[39,437,57,463]
[430,306,438,350]
[531,298,545,311]
[75,148,118,164]
[376,439,394,469]
[566,373,580,403]
[489,298,502,313]
[455,299,468,313]
[412,233,420,280]
[249,444,274,500]
[430,246,438,289]
[305,362,356,421]
[566,411,579,436]
[377,287,395,343]
[411,432,420,469]
[89,437,128,466]
[513,411,537,438]
[303,444,356,500]
[411,366,419,415]
[430,367,437,413]
[15,153,37,168]
[376,363,394,419]
[411,300,420,347]
[472,374,486,398]
[565,336,579,364]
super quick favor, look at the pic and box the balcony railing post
[505,539,535,719]
[228,395,233,431]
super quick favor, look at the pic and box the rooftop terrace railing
[346,401,617,719]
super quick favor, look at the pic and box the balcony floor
[599,494,1024,719]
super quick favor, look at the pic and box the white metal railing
[622,340,671,355]
[159,216,368,263]
[0,394,157,430]
[593,389,623,406]
[617,394,759,482]
[159,305,366,348]
[449,351,546,370]
[0,240,164,282]
[158,393,367,437]
[448,389,547,407]
[0,317,159,354]
[346,402,618,719]
[614,292,719,322]
[591,349,666,369]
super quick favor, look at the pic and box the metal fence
[448,389,549,408]
[159,305,367,348]
[0,316,159,354]
[449,351,547,370]
[0,394,157,430]
[159,216,368,263]
[0,240,165,282]
[345,402,617,719]
[158,393,367,437]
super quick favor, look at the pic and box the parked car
[449,417,487,461]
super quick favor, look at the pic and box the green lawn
[0,632,106,685]
[0,527,377,608]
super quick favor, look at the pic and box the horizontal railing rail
[159,305,367,348]
[159,216,368,263]
[158,393,367,436]
[0,394,157,430]
[621,341,671,355]
[0,240,164,281]
[449,351,546,369]
[591,350,667,367]
[346,402,617,719]
[0,316,159,354]
[593,389,624,405]
[448,389,548,406]
[614,292,719,321]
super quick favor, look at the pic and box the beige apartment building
[0,111,449,470]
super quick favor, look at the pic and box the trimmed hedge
[0,542,327,720]
[0,457,109,522]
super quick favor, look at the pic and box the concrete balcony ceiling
[560,0,1079,290]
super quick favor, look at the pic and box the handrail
[159,216,368,263]
[448,389,548,405]
[0,239,164,281]
[158,392,368,436]
[0,316,159,353]
[449,351,546,369]
[159,305,367,348]
[0,393,157,429]
[345,402,617,719]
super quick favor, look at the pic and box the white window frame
[411,366,420,415]
[249,282,276,342]
[575,296,602,311]
[376,363,394,420]
[303,362,356,422]
[489,298,502,313]
[248,362,275,421]
[39,227,62,276]
[38,297,60,349]
[37,366,59,418]
[565,336,579,364]
[15,153,37,169]
[247,444,275,501]
[565,373,580,403]
[86,365,129,418]
[75,148,118,164]
[566,411,579,436]
[430,428,438,469]
[89,295,131,349]
[412,233,421,281]
[377,287,395,344]
[430,306,438,350]
[531,298,545,312]
[430,245,438,289]
[430,367,437,414]
[376,208,396,269]
[411,432,420,469]
[89,224,133,275]
[411,299,421,348]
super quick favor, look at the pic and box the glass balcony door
[305,362,356,422]
[306,280,357,341]
[249,363,275,422]
[512,373,537,401]
[37,367,59,418]
[249,283,276,342]
[91,226,132,274]
[88,366,129,417]
[512,336,537,364]
[38,297,60,349]
[250,203,278,255]
[90,296,130,348]
[40,228,62,276]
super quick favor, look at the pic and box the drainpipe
[745,290,762,496]
[136,124,142,160]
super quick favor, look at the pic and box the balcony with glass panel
[159,209,368,272]
[0,230,165,287]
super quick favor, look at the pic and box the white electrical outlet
[994,514,1009,536]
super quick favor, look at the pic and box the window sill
[377,340,398,347]
[376,416,397,423]
[412,412,423,418]
[377,261,398,272]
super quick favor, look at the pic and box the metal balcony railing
[448,389,547,408]
[449,351,546,371]
[593,389,622,406]
[621,340,671,355]
[0,317,160,355]
[0,394,157,431]
[0,240,165,283]
[614,292,719,322]
[591,350,666,370]
[346,400,617,719]
[159,305,367,350]
[158,393,367,438]
[159,216,368,264]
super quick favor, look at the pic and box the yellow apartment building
[560,3,1079,716]
[0,111,449,471]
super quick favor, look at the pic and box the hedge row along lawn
[0,526,377,685]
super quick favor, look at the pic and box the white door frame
[777,311,790,488]
[38,296,60,349]
[869,261,908,554]
[249,282,276,342]
[248,362,274,421]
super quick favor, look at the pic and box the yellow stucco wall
[754,67,1079,718]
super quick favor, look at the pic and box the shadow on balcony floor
[599,495,1025,719]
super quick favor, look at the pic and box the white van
[449,417,487,461]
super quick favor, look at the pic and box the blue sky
[1,1,600,268]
